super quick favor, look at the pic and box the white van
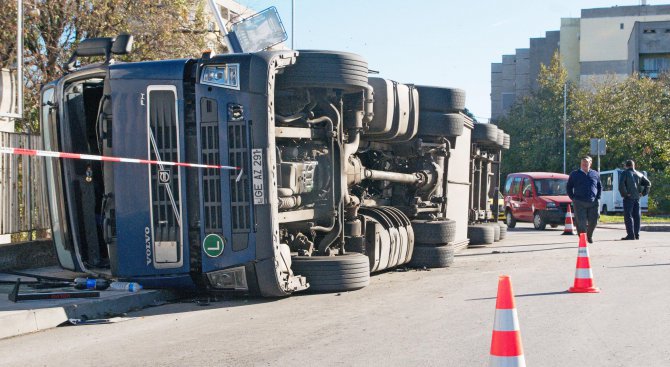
[599,169,649,214]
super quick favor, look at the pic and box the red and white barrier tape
[0,147,240,171]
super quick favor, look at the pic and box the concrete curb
[0,289,182,340]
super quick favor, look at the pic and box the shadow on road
[607,263,670,268]
[466,290,569,301]
[455,246,575,257]
[491,241,576,249]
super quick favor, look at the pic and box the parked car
[503,172,572,229]
[599,169,649,214]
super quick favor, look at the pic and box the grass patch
[599,214,670,224]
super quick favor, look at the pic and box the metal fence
[0,132,50,235]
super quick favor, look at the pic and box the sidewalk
[597,222,670,231]
[0,267,182,340]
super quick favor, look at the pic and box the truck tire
[533,212,547,230]
[277,50,369,91]
[468,224,495,246]
[411,219,457,245]
[498,222,507,240]
[496,129,505,147]
[417,112,464,138]
[505,210,516,228]
[486,222,501,241]
[416,86,466,112]
[408,244,454,268]
[292,253,370,293]
[472,123,499,146]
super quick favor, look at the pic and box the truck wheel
[291,253,370,293]
[417,112,464,138]
[408,244,454,268]
[473,123,499,146]
[601,204,608,215]
[496,129,505,147]
[276,50,369,91]
[533,212,547,230]
[411,219,457,245]
[416,86,466,112]
[487,223,501,241]
[506,211,516,228]
[468,225,495,246]
[503,133,511,149]
[498,223,507,240]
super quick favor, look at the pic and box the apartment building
[491,4,670,121]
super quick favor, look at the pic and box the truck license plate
[251,149,265,205]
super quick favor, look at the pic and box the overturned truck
[41,35,499,296]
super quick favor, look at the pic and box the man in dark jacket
[618,160,651,240]
[567,156,602,243]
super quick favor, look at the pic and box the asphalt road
[1,223,669,367]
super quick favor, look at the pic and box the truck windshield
[534,179,567,196]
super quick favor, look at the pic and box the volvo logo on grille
[158,169,171,184]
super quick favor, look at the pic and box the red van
[503,172,572,229]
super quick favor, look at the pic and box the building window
[620,23,624,30]
[643,29,656,34]
[640,54,670,79]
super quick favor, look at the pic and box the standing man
[567,156,602,243]
[618,160,651,240]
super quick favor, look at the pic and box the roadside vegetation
[599,214,670,224]
[497,53,670,213]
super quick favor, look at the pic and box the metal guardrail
[0,132,50,235]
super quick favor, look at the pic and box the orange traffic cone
[562,204,576,235]
[490,275,526,367]
[568,233,600,293]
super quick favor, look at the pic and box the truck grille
[148,89,181,263]
[228,113,250,251]
[201,123,222,233]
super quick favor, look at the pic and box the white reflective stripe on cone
[578,248,589,256]
[490,355,527,367]
[575,268,594,279]
[493,309,520,331]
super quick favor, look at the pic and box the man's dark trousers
[623,197,641,239]
[573,199,599,240]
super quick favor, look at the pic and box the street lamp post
[563,82,567,174]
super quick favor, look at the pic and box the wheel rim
[534,214,541,228]
[506,212,513,225]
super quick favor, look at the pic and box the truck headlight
[206,266,248,290]
[201,64,240,90]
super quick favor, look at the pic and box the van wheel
[506,211,516,228]
[533,212,547,230]
[291,253,370,293]
[601,205,608,215]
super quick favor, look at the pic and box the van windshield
[534,179,568,196]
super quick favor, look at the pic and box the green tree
[497,52,579,176]
[2,0,213,133]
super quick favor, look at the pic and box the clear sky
[234,1,654,122]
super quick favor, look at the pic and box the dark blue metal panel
[109,74,191,280]
[195,54,271,274]
[110,60,191,80]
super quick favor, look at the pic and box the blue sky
[235,1,652,121]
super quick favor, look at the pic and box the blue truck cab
[42,35,478,296]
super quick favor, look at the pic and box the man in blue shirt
[566,156,602,243]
